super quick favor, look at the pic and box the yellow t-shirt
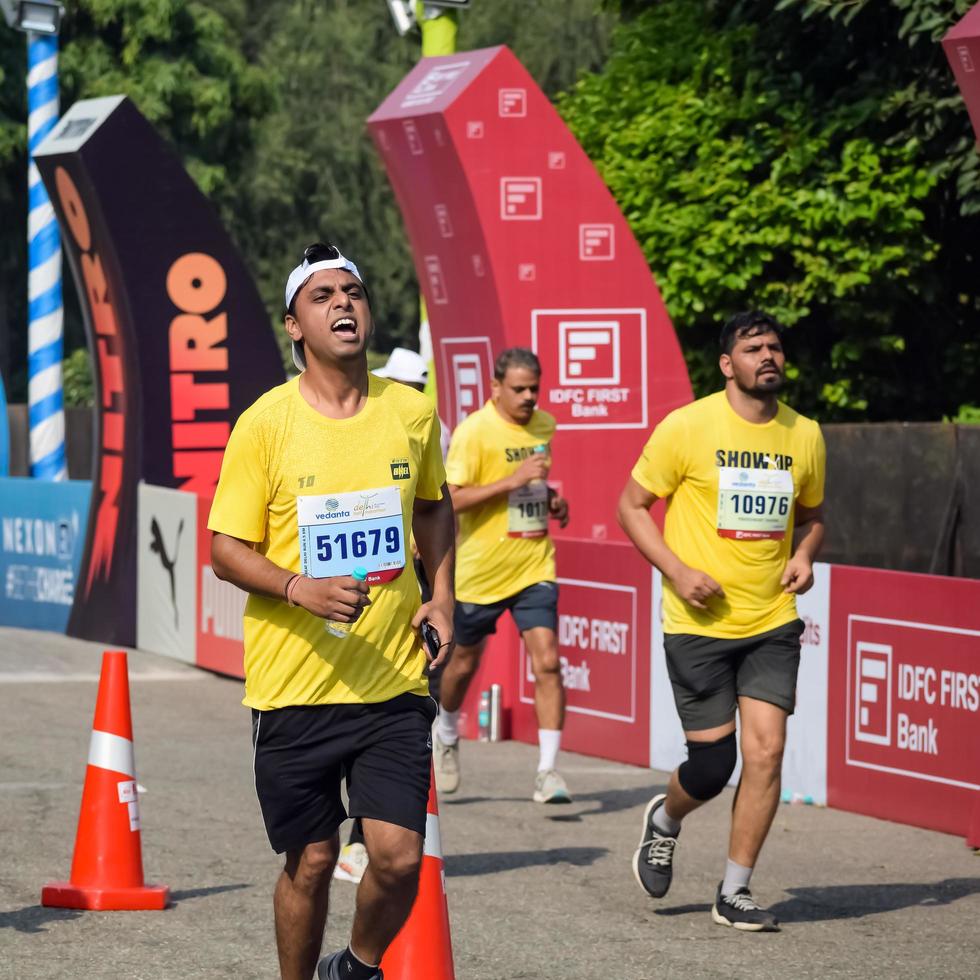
[446,401,557,604]
[631,391,825,639]
[208,375,446,709]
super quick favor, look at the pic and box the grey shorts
[454,582,559,646]
[664,619,804,732]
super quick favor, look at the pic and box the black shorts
[251,692,437,854]
[454,581,559,646]
[664,619,804,732]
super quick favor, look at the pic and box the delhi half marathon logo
[149,516,184,629]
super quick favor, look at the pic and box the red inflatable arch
[369,47,693,763]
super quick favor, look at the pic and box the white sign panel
[137,483,197,664]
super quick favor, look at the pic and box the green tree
[559,0,980,421]
[0,0,272,402]
[232,0,617,366]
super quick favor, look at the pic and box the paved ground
[1,626,978,980]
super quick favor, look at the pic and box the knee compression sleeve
[677,732,737,802]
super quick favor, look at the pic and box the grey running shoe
[317,950,384,979]
[632,793,678,898]
[711,882,780,932]
[433,734,460,794]
[533,769,572,804]
[316,951,342,980]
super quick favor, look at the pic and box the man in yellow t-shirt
[618,311,825,933]
[435,348,571,804]
[208,243,455,980]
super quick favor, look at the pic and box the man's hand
[412,598,455,672]
[671,565,725,611]
[548,492,569,528]
[293,575,371,622]
[780,554,814,595]
[508,453,549,490]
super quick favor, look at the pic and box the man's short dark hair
[285,241,370,318]
[719,311,785,354]
[494,347,541,381]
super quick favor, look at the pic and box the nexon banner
[0,478,91,632]
[34,96,283,646]
[828,565,980,837]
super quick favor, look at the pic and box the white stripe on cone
[87,729,135,777]
[423,810,442,859]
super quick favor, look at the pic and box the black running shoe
[711,882,780,932]
[631,793,678,898]
[317,951,384,979]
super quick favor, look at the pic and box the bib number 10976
[727,494,790,518]
[316,526,401,562]
[716,466,794,541]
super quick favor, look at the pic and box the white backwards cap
[284,249,364,372]
[373,347,429,386]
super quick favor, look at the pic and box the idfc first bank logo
[847,617,980,789]
[531,309,648,430]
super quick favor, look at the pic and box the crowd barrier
[2,477,976,843]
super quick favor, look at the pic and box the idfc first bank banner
[829,565,980,838]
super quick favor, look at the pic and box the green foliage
[62,346,94,407]
[558,0,980,421]
[946,404,980,424]
[227,0,616,365]
[0,0,272,396]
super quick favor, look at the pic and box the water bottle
[488,683,502,742]
[326,567,368,638]
[529,443,549,485]
[478,690,491,741]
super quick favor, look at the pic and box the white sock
[537,729,561,772]
[652,802,682,837]
[436,708,459,746]
[721,859,753,897]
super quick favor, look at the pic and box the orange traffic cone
[381,761,455,979]
[42,650,169,910]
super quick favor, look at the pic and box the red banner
[195,493,247,678]
[943,4,980,143]
[456,540,652,767]
[828,565,980,837]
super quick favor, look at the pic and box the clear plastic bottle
[529,443,549,484]
[325,567,368,638]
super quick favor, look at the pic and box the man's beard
[734,370,784,397]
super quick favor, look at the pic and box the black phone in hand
[420,620,440,659]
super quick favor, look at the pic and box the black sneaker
[631,793,678,898]
[711,882,780,932]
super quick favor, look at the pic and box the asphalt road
[1,627,978,979]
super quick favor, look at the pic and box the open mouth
[332,317,357,336]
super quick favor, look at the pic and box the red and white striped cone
[42,650,169,910]
[381,760,455,979]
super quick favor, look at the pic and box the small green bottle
[326,567,368,639]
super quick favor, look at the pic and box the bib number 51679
[316,526,402,562]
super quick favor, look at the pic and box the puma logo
[150,517,183,629]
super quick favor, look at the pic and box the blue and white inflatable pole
[27,32,66,480]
